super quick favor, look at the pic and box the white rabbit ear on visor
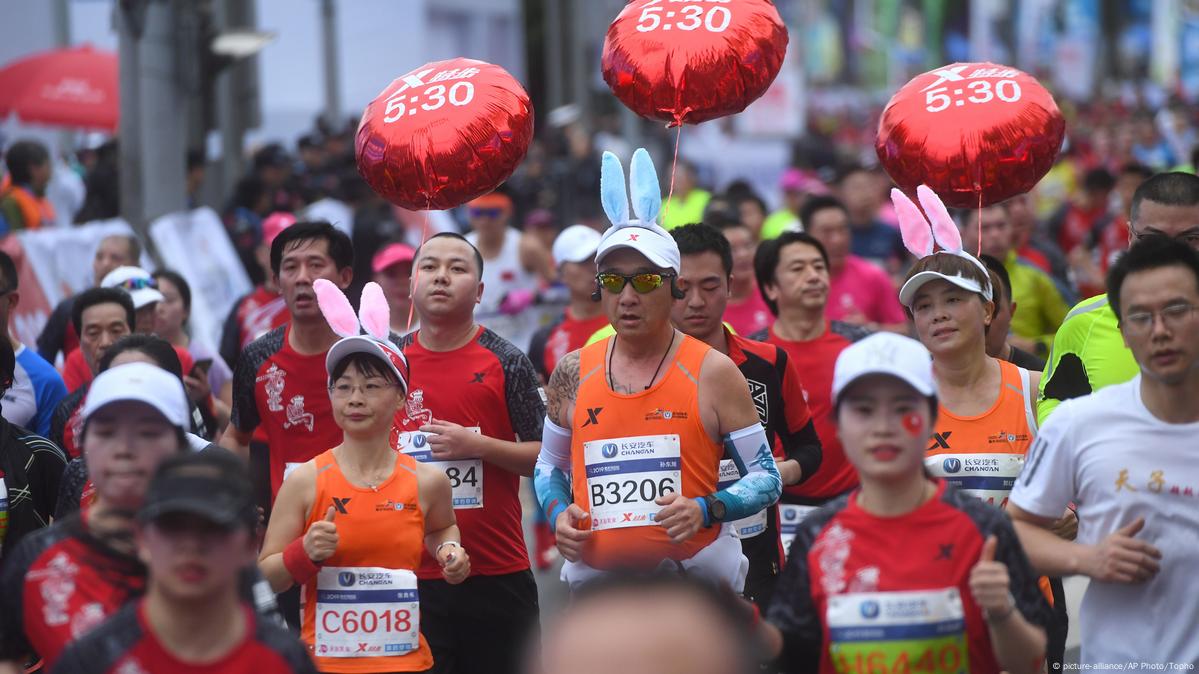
[892,185,993,307]
[595,148,679,272]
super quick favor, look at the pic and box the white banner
[149,207,251,351]
[17,218,144,308]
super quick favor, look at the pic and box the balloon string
[976,190,982,258]
[406,202,431,332]
[661,123,684,224]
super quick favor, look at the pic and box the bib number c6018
[314,567,420,659]
[398,429,483,509]
[584,434,681,531]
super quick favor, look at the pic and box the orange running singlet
[570,334,722,568]
[300,450,433,673]
[925,359,1038,509]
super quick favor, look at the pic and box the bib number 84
[591,477,676,507]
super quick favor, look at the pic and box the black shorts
[739,506,784,608]
[419,570,540,674]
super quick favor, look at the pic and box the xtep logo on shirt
[928,431,953,450]
[471,371,486,384]
[331,497,352,515]
[582,407,603,427]
[936,543,954,561]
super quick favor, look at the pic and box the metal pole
[321,0,342,126]
[118,0,188,245]
[544,0,564,111]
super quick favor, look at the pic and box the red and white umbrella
[0,44,118,131]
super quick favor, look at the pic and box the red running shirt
[395,327,545,578]
[767,480,1053,674]
[52,601,316,674]
[230,325,342,500]
[754,321,869,502]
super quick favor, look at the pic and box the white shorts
[560,524,749,592]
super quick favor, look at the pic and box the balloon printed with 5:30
[356,56,534,211]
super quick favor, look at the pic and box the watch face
[710,498,727,520]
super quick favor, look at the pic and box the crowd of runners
[0,140,1197,673]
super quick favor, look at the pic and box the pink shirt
[826,255,907,326]
[723,281,773,335]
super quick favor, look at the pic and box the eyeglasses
[1123,303,1198,334]
[114,278,158,291]
[329,382,398,398]
[469,207,504,219]
[596,272,673,295]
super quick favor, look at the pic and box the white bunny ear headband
[314,279,409,391]
[892,185,993,308]
[595,148,681,272]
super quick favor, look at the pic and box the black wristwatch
[703,494,726,525]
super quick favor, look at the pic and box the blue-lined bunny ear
[629,148,661,225]
[600,151,629,226]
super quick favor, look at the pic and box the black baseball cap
[139,449,257,531]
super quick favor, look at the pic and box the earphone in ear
[670,276,685,300]
[591,286,602,302]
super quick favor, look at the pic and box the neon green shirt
[1005,250,1070,354]
[761,209,799,240]
[661,189,712,230]
[1037,293,1139,424]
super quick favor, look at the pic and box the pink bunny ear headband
[892,185,993,308]
[314,279,409,392]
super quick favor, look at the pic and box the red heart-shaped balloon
[876,62,1065,209]
[602,0,788,127]
[356,58,533,211]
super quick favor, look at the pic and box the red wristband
[283,537,321,585]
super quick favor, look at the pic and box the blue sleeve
[23,351,68,437]
[712,423,782,522]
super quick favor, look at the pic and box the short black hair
[98,333,184,379]
[1129,172,1199,225]
[979,254,1013,305]
[152,269,191,314]
[1119,162,1154,181]
[186,148,206,171]
[0,251,17,291]
[753,232,830,316]
[835,161,873,184]
[799,195,849,228]
[566,571,761,674]
[4,140,50,184]
[1107,235,1199,323]
[73,287,135,335]
[1083,167,1116,193]
[415,232,485,278]
[329,350,401,387]
[270,220,354,276]
[671,223,733,276]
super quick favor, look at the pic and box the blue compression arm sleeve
[533,416,573,525]
[713,423,782,522]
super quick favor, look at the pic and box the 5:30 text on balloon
[924,79,1021,113]
[637,1,732,33]
[383,82,475,123]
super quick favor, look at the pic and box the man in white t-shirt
[1009,235,1199,664]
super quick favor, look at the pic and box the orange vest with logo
[300,450,432,673]
[570,334,721,567]
[1,181,54,230]
[925,359,1037,510]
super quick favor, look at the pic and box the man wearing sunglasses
[1039,172,1199,424]
[464,192,554,354]
[535,219,781,590]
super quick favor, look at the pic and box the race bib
[717,459,767,539]
[315,567,420,659]
[398,429,483,509]
[925,453,1024,508]
[584,434,681,531]
[778,504,818,559]
[827,588,969,674]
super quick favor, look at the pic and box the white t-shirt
[1010,376,1199,664]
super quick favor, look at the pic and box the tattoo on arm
[546,352,580,427]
